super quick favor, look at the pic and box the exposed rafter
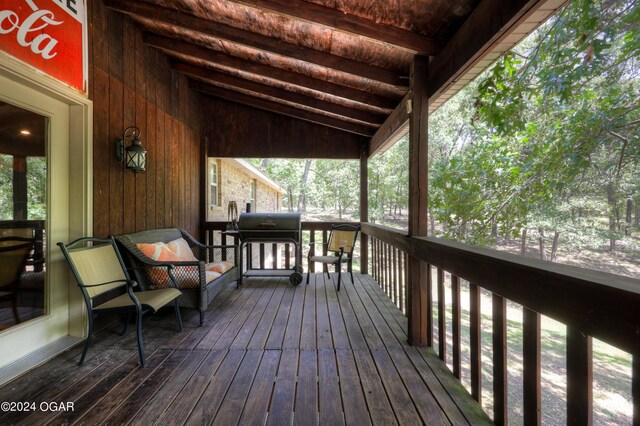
[173,62,384,126]
[104,0,405,87]
[228,0,442,54]
[144,34,398,111]
[192,82,376,137]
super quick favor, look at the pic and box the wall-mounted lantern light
[116,126,146,173]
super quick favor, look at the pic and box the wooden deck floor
[0,273,490,425]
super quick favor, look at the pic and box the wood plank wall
[89,0,202,238]
[202,97,365,159]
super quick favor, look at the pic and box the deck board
[0,273,491,425]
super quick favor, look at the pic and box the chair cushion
[94,288,181,312]
[167,238,198,262]
[206,261,234,274]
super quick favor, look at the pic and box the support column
[13,156,28,220]
[360,141,369,274]
[407,55,429,346]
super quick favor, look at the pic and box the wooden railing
[203,221,359,272]
[363,222,640,425]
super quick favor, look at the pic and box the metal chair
[306,224,360,291]
[0,237,33,324]
[58,237,182,367]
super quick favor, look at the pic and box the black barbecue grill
[237,213,303,286]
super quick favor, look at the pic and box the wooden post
[493,293,507,426]
[470,283,482,402]
[633,354,639,425]
[407,54,429,346]
[451,275,461,379]
[523,308,541,425]
[437,268,446,360]
[360,142,369,274]
[567,327,593,425]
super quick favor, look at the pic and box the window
[208,159,219,208]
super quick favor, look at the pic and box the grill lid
[238,213,301,231]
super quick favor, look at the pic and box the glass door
[0,101,48,330]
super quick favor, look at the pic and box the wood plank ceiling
[105,0,480,137]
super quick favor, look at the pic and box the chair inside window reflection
[0,237,34,324]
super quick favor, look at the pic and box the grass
[431,278,633,425]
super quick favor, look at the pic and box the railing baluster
[384,243,389,295]
[523,307,541,425]
[492,293,507,426]
[567,327,593,425]
[451,274,461,379]
[370,237,375,281]
[427,263,433,347]
[437,268,446,361]
[323,230,328,274]
[221,232,227,261]
[309,231,314,273]
[377,239,382,286]
[403,252,408,316]
[393,247,399,307]
[633,354,640,425]
[470,282,482,402]
[376,239,381,287]
[272,243,277,269]
[285,243,291,270]
[259,243,265,269]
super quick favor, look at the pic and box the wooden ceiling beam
[368,92,411,157]
[105,0,404,87]
[172,62,385,126]
[144,33,398,111]
[228,0,441,54]
[191,81,376,137]
[428,0,550,101]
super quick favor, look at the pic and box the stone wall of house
[207,159,281,222]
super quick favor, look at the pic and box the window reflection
[0,101,47,330]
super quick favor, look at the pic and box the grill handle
[259,222,277,228]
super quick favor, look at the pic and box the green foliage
[430,0,640,248]
[0,154,47,220]
[0,154,12,220]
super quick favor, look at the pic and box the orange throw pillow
[167,238,198,262]
[136,242,182,288]
[136,242,181,262]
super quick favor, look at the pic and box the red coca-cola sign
[0,0,86,92]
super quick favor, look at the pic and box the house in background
[206,158,284,221]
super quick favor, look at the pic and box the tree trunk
[297,159,312,212]
[429,210,435,235]
[491,219,498,239]
[626,198,632,236]
[607,183,618,252]
[550,230,560,262]
[520,228,528,256]
[259,158,269,171]
[288,189,294,212]
[636,200,640,226]
[538,227,547,261]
